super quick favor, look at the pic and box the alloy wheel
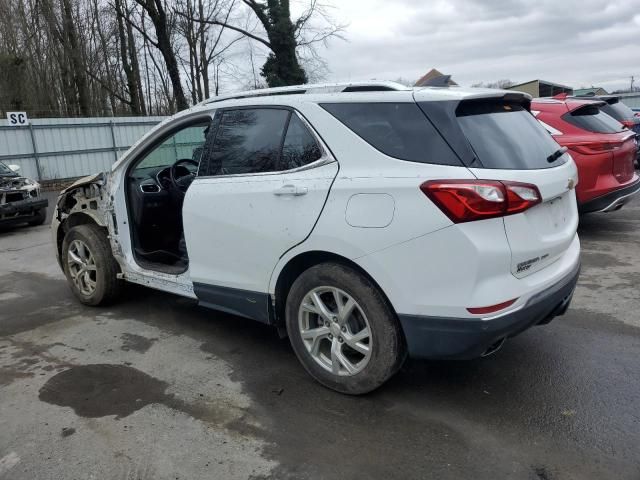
[298,286,372,376]
[67,239,97,296]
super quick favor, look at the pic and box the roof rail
[198,81,410,106]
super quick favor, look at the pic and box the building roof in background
[415,68,458,87]
[574,87,609,96]
[509,79,573,90]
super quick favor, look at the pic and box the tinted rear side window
[456,101,563,169]
[321,103,462,166]
[563,105,624,134]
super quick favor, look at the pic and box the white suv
[52,81,581,394]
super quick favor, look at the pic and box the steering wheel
[169,158,199,193]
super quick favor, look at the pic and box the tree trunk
[126,16,147,114]
[198,0,209,99]
[60,0,91,115]
[92,0,117,114]
[139,0,189,111]
[245,0,307,87]
[115,0,140,114]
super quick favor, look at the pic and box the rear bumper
[398,260,580,360]
[0,196,48,224]
[579,177,640,213]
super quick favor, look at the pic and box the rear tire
[27,208,46,226]
[62,224,121,306]
[285,262,406,394]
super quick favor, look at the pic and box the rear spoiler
[457,92,532,113]
[566,100,607,113]
[568,93,621,105]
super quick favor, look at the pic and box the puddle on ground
[39,364,169,419]
[120,333,158,353]
[38,363,247,426]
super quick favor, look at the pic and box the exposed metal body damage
[54,173,108,225]
[52,171,196,298]
[52,173,112,266]
[0,163,48,226]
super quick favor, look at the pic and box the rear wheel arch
[272,250,399,332]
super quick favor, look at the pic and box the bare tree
[175,0,245,102]
[471,79,515,89]
[128,0,189,111]
[0,0,340,117]
[178,0,344,87]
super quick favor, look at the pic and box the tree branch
[241,0,270,32]
[124,15,160,48]
[84,69,132,105]
[174,10,271,49]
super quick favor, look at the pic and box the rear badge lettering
[517,253,549,273]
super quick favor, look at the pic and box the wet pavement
[0,192,639,479]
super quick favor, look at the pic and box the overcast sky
[308,0,640,91]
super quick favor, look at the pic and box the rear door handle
[273,184,308,196]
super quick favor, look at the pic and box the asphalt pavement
[0,191,638,479]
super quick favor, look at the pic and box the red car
[532,95,639,213]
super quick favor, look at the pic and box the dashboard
[129,164,195,192]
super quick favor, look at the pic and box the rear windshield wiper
[547,146,567,163]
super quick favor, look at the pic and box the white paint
[184,161,338,292]
[345,193,395,228]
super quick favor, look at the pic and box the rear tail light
[566,142,622,155]
[420,180,541,223]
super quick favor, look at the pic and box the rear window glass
[563,105,624,134]
[321,103,461,166]
[456,102,564,170]
[600,101,635,122]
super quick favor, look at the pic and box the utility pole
[631,75,635,92]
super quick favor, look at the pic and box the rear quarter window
[320,103,462,166]
[562,105,624,134]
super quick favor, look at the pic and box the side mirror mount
[8,164,20,172]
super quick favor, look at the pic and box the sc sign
[7,112,29,126]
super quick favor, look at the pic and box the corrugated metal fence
[0,116,167,181]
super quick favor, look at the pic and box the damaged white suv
[53,82,581,394]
